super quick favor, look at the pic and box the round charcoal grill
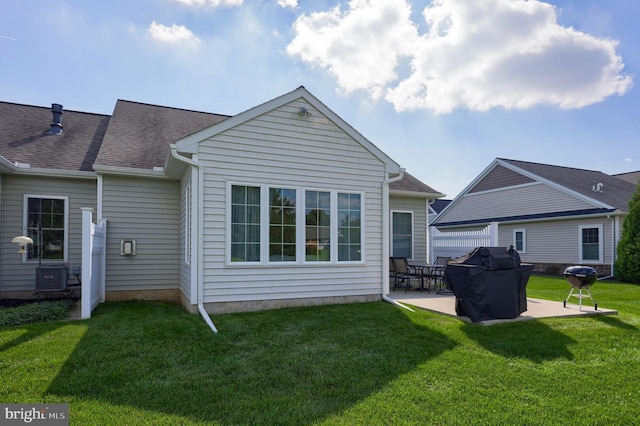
[563,266,598,311]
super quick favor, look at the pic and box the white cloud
[173,0,243,6]
[277,0,298,9]
[287,0,419,100]
[147,21,200,45]
[287,0,633,114]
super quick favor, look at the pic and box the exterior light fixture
[297,107,312,118]
[11,236,33,254]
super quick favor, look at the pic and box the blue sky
[1,0,637,198]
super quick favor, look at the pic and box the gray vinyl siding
[438,182,596,224]
[197,99,387,303]
[101,175,180,292]
[498,218,614,265]
[0,174,96,291]
[390,197,428,263]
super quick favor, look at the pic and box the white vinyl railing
[430,222,498,262]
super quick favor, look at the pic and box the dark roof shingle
[0,101,110,172]
[95,100,229,170]
[500,158,636,212]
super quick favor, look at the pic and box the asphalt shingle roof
[0,101,109,172]
[390,171,442,195]
[95,100,230,170]
[500,158,636,212]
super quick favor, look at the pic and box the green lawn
[1,275,639,425]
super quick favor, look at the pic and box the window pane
[269,187,296,262]
[393,236,411,258]
[306,190,331,262]
[392,212,412,259]
[582,228,599,260]
[338,193,361,261]
[515,231,524,251]
[231,185,261,262]
[26,197,66,261]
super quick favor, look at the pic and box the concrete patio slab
[388,290,618,325]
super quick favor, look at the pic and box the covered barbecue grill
[563,265,598,311]
[444,246,533,322]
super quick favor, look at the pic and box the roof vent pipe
[48,103,63,134]
[592,183,604,192]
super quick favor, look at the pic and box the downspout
[170,145,218,333]
[382,168,414,312]
[599,215,616,280]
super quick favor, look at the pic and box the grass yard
[1,275,639,425]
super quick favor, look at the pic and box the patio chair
[430,256,451,293]
[391,257,423,293]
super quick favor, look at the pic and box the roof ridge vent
[48,103,63,135]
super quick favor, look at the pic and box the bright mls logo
[1,404,68,425]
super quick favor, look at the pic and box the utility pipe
[170,145,218,333]
[382,168,414,312]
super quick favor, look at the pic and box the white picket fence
[430,222,498,262]
[81,208,107,319]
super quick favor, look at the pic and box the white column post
[81,208,94,319]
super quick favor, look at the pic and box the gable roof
[498,158,635,212]
[95,100,229,171]
[390,172,443,198]
[0,101,109,173]
[434,158,636,226]
[174,86,401,173]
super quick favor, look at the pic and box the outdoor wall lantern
[11,236,33,254]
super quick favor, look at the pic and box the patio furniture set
[390,256,451,294]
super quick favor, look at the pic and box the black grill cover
[444,247,533,322]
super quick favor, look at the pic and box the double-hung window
[579,225,603,263]
[305,190,331,261]
[229,183,363,264]
[338,193,362,262]
[270,188,297,262]
[513,229,526,253]
[391,211,413,259]
[231,185,261,262]
[24,195,68,262]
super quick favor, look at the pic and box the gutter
[170,144,218,333]
[381,168,414,312]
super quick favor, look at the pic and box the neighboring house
[428,198,451,225]
[0,87,442,316]
[431,158,637,276]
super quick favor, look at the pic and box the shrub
[0,300,75,327]
[615,181,640,283]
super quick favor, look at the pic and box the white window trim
[226,181,365,266]
[335,190,366,265]
[22,194,69,263]
[391,210,414,260]
[578,224,603,263]
[513,228,526,254]
[264,185,299,265]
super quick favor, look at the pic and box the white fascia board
[92,164,169,179]
[174,86,402,173]
[496,159,615,210]
[390,189,445,199]
[11,167,96,180]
